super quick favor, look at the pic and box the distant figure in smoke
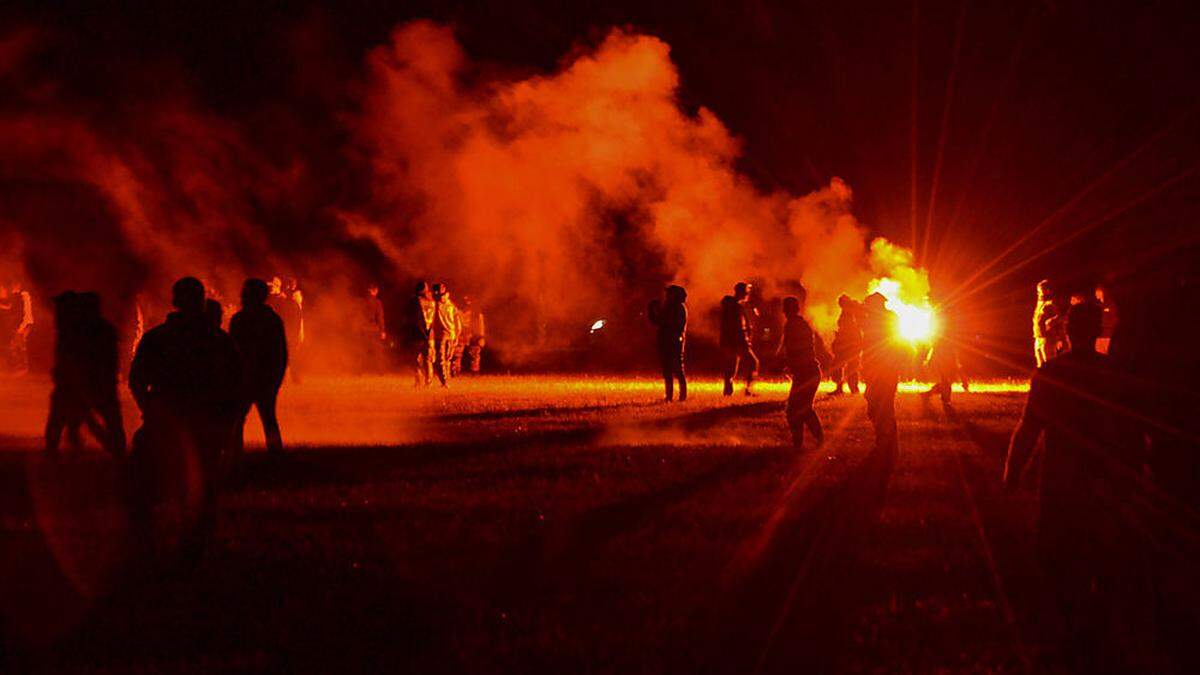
[0,281,34,375]
[270,276,304,382]
[45,292,125,456]
[361,284,387,373]
[431,283,462,387]
[775,290,830,448]
[720,281,759,396]
[648,284,688,402]
[406,281,436,386]
[830,294,862,395]
[1094,283,1118,354]
[1004,301,1154,672]
[860,292,903,453]
[454,295,486,376]
[230,279,287,456]
[1033,279,1066,367]
[128,277,243,562]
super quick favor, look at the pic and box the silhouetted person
[359,284,387,373]
[775,291,830,448]
[128,277,242,562]
[431,283,461,387]
[720,281,758,396]
[860,292,903,453]
[921,306,965,406]
[453,295,486,376]
[648,284,688,402]
[45,292,125,456]
[1033,279,1066,367]
[1004,301,1152,672]
[831,294,862,395]
[230,279,287,456]
[406,281,435,386]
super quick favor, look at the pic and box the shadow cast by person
[44,291,126,457]
[127,277,243,568]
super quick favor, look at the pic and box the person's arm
[18,291,34,333]
[815,331,832,371]
[1003,377,1046,491]
[128,337,151,412]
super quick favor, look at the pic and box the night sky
[5,0,1200,345]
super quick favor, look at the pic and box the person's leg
[743,346,760,395]
[722,348,738,396]
[676,348,687,402]
[832,359,845,394]
[848,357,860,394]
[45,388,66,453]
[258,387,283,454]
[95,393,126,456]
[434,340,451,386]
[939,376,952,405]
[785,377,805,447]
[801,378,823,444]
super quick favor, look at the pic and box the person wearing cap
[720,281,759,396]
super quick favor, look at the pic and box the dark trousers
[658,341,687,401]
[238,385,283,455]
[864,373,898,452]
[786,368,822,448]
[832,352,860,393]
[414,340,435,386]
[45,386,126,455]
[722,344,759,395]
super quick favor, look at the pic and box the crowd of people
[361,281,487,382]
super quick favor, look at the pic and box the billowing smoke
[344,22,927,341]
[1,19,931,371]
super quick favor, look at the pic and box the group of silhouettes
[649,281,909,453]
[46,277,289,560]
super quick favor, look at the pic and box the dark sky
[7,0,1200,339]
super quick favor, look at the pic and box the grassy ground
[0,375,1091,672]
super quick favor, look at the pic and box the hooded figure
[648,284,688,402]
[720,281,759,396]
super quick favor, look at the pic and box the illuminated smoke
[346,22,930,339]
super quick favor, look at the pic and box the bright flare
[869,277,937,344]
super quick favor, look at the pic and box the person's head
[782,295,801,318]
[204,298,223,329]
[665,284,687,304]
[269,276,283,295]
[172,277,206,314]
[414,281,429,297]
[284,277,298,293]
[1094,284,1109,304]
[838,294,856,310]
[1036,279,1053,301]
[864,292,887,312]
[241,278,270,307]
[1067,301,1103,352]
[461,294,473,309]
[733,282,751,300]
[432,283,449,301]
[367,284,379,298]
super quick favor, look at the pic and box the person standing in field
[230,278,288,456]
[720,281,758,396]
[406,282,435,386]
[860,292,903,453]
[1004,300,1155,672]
[431,283,462,387]
[1033,279,1066,367]
[1094,283,1118,354]
[361,284,387,373]
[128,277,243,562]
[648,284,688,402]
[831,294,862,395]
[775,289,830,448]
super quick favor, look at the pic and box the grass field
[0,375,1106,672]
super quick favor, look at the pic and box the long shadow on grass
[235,400,784,492]
[713,437,898,674]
